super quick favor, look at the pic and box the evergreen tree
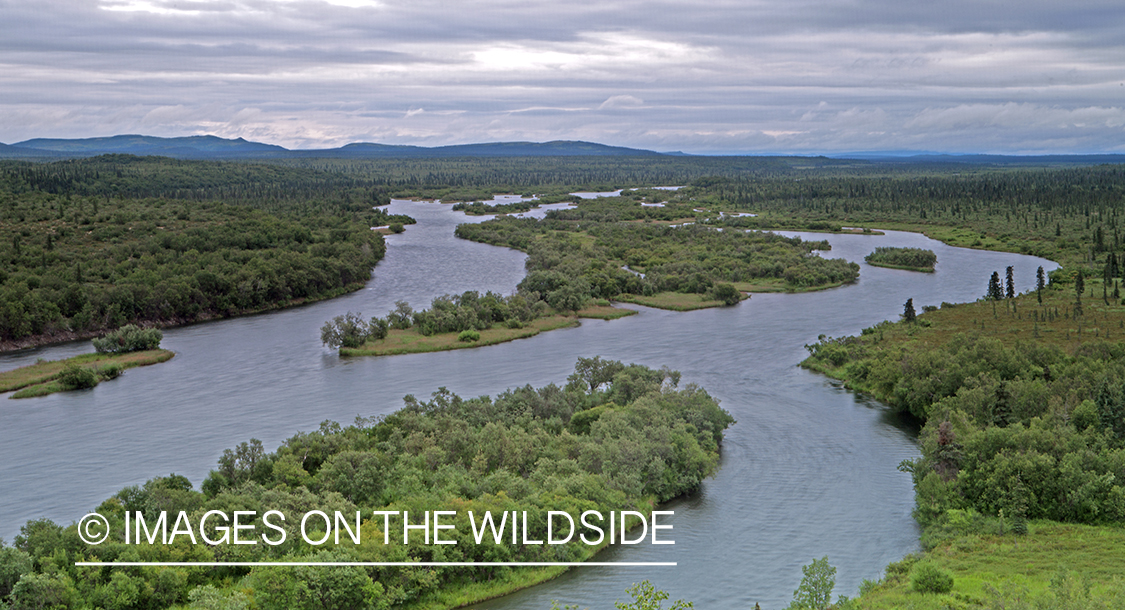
[903,298,916,323]
[1036,266,1045,304]
[1005,266,1015,299]
[987,271,1003,300]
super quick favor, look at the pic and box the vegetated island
[0,358,734,610]
[863,247,937,272]
[0,155,414,351]
[0,325,172,398]
[323,196,858,356]
[801,266,1125,607]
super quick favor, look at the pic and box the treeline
[864,247,937,271]
[455,198,859,302]
[803,309,1125,541]
[0,157,414,346]
[269,155,868,192]
[683,166,1125,269]
[0,359,733,610]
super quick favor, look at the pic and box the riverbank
[340,305,635,357]
[0,282,367,354]
[855,522,1125,608]
[1,349,175,398]
[864,261,935,273]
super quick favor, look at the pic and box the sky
[2,0,1124,154]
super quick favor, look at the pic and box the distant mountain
[291,140,665,158]
[12,135,287,158]
[0,141,63,158]
[3,136,665,160]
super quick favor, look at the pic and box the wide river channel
[0,198,1057,608]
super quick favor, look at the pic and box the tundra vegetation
[0,359,733,610]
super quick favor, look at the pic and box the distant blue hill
[298,140,665,158]
[12,135,287,158]
[5,135,666,159]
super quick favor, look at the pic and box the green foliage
[0,543,33,599]
[187,584,250,610]
[903,298,917,323]
[910,562,954,594]
[320,312,370,349]
[614,581,694,610]
[246,551,386,610]
[57,362,97,389]
[0,157,409,344]
[457,329,480,342]
[11,360,731,610]
[865,247,937,270]
[456,199,858,301]
[92,324,163,353]
[706,282,742,306]
[787,556,836,610]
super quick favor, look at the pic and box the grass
[732,278,855,294]
[1,350,175,398]
[855,522,1125,609]
[865,261,935,273]
[576,304,638,320]
[615,292,728,311]
[340,316,581,357]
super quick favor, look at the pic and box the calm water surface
[0,201,1056,608]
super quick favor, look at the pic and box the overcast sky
[2,0,1123,154]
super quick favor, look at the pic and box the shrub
[97,363,123,380]
[911,563,954,594]
[320,312,369,349]
[389,223,405,233]
[58,364,98,390]
[707,282,742,306]
[92,325,163,353]
[457,329,480,342]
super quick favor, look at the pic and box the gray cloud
[1,0,1122,152]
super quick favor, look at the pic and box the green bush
[97,363,123,380]
[92,325,163,353]
[58,364,98,390]
[911,562,954,594]
[457,329,480,342]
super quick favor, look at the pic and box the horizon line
[74,561,677,567]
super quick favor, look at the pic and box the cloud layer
[2,0,1123,153]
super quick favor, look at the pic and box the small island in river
[864,246,937,272]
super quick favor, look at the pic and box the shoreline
[1,349,176,398]
[0,282,367,355]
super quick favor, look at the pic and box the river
[0,200,1057,608]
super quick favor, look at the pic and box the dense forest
[792,176,1125,606]
[454,196,859,305]
[0,156,413,348]
[0,359,733,610]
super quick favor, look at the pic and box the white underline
[75,561,676,567]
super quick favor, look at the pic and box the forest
[788,166,1125,607]
[455,196,859,304]
[0,359,733,610]
[0,156,413,348]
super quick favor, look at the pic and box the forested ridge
[0,156,412,349]
[0,360,733,610]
